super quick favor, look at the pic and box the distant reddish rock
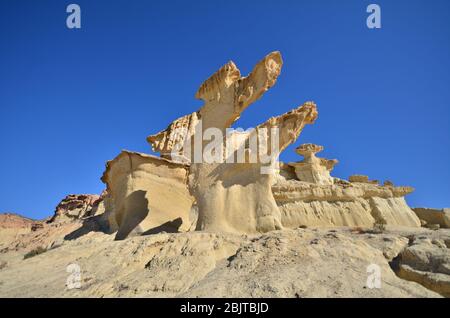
[48,194,103,223]
[0,213,34,229]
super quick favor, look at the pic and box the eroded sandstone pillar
[288,144,338,185]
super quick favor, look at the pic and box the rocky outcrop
[103,52,319,237]
[349,175,370,183]
[101,151,195,240]
[100,51,422,238]
[394,234,450,297]
[349,175,380,185]
[413,208,450,229]
[0,213,34,229]
[0,214,36,251]
[48,194,103,223]
[273,165,420,228]
[189,102,318,234]
[1,49,447,299]
[169,51,317,234]
[147,52,285,161]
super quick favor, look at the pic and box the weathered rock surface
[1,50,446,298]
[393,233,450,297]
[105,52,320,236]
[0,213,34,229]
[413,208,450,229]
[349,175,370,183]
[1,220,80,254]
[147,51,285,160]
[273,167,420,228]
[189,102,318,234]
[0,227,446,298]
[98,51,424,238]
[0,213,36,251]
[102,151,194,240]
[150,52,319,235]
[48,194,103,223]
[288,144,337,185]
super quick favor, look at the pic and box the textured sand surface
[0,223,448,298]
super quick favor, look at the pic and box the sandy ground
[0,222,448,298]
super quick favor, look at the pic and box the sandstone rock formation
[101,151,194,240]
[189,102,318,234]
[0,213,35,251]
[288,143,337,185]
[413,208,450,229]
[48,194,103,223]
[0,213,34,229]
[100,51,421,239]
[147,52,285,161]
[394,234,450,297]
[349,175,380,185]
[349,175,370,183]
[103,52,319,237]
[0,51,447,299]
[273,165,420,228]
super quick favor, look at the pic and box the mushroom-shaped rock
[295,143,323,159]
[288,143,337,185]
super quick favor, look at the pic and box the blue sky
[0,0,449,220]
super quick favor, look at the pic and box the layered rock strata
[412,208,450,229]
[100,51,420,239]
[48,194,102,223]
[273,164,420,228]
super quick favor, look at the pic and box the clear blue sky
[1,0,449,220]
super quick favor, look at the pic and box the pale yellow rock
[412,208,450,229]
[93,193,119,233]
[0,228,444,297]
[145,52,318,234]
[1,50,446,298]
[288,143,337,185]
[349,175,369,183]
[102,50,421,237]
[190,102,318,234]
[101,150,194,240]
[397,265,450,298]
[395,236,450,297]
[279,199,374,228]
[147,111,200,161]
[272,169,421,228]
[369,197,420,227]
[147,52,284,160]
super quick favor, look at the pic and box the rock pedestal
[288,144,337,185]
